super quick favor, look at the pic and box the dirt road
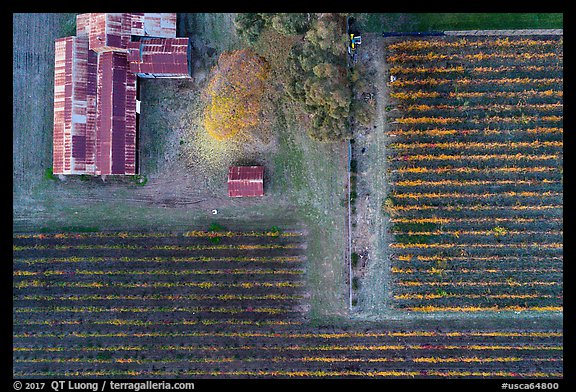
[349,33,394,316]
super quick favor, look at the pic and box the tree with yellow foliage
[203,49,270,141]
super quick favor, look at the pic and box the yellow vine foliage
[387,37,558,51]
[203,49,270,141]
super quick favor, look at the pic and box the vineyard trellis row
[385,35,563,313]
[13,229,562,378]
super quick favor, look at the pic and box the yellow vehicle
[350,33,362,50]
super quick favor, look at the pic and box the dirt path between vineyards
[349,33,394,316]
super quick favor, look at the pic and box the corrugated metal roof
[53,37,98,175]
[86,13,132,52]
[53,38,71,175]
[131,13,177,38]
[95,52,137,175]
[127,38,189,77]
[228,166,264,197]
[84,13,177,52]
[87,13,107,52]
[53,13,188,176]
[70,36,95,174]
[76,13,90,38]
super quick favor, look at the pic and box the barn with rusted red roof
[228,166,264,197]
[52,13,190,176]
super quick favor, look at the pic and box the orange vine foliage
[203,49,270,141]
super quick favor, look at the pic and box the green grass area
[182,13,242,52]
[350,175,357,205]
[273,103,348,320]
[355,13,563,33]
[138,81,179,175]
[208,222,227,232]
[351,252,359,268]
[391,221,438,233]
[130,174,148,186]
[60,13,78,36]
[272,109,307,196]
[43,167,58,181]
[15,202,297,234]
[392,221,439,245]
[232,42,347,317]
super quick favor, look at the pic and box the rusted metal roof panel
[88,13,131,52]
[229,166,264,181]
[131,13,177,38]
[76,13,90,38]
[53,36,98,175]
[124,71,137,175]
[82,12,178,50]
[85,49,98,172]
[130,13,145,36]
[72,135,86,159]
[103,13,125,50]
[70,36,90,173]
[228,166,264,197]
[88,13,107,52]
[53,38,72,175]
[120,12,132,48]
[95,51,136,175]
[127,38,190,77]
[95,51,112,174]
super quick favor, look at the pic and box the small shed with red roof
[228,166,264,197]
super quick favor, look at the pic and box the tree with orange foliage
[203,49,270,141]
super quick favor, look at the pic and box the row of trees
[234,13,314,41]
[284,14,353,141]
[243,13,374,141]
